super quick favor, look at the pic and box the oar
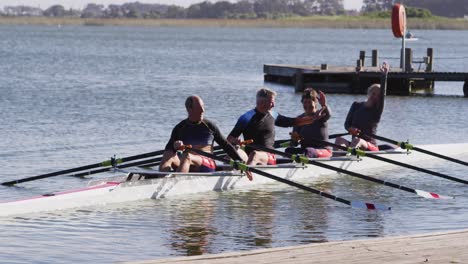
[64,156,165,177]
[185,147,391,210]
[329,132,349,139]
[364,133,468,167]
[249,144,452,200]
[69,142,251,177]
[275,133,348,148]
[326,139,468,185]
[1,149,167,186]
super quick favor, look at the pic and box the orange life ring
[392,4,406,38]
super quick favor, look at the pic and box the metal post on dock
[372,50,378,67]
[464,81,468,97]
[401,36,406,71]
[356,59,363,72]
[426,48,433,72]
[405,48,413,72]
[359,51,366,67]
[294,69,304,92]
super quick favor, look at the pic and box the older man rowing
[159,95,243,173]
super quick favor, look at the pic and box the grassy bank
[1,16,467,29]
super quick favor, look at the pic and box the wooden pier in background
[264,48,468,96]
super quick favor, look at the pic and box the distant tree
[362,0,392,13]
[405,0,467,18]
[44,5,66,17]
[405,6,432,18]
[81,4,105,18]
[231,0,256,18]
[253,0,291,17]
[212,1,235,18]
[289,0,312,16]
[164,5,186,18]
[317,0,345,15]
[106,4,124,18]
[186,2,204,18]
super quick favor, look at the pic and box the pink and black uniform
[344,74,388,151]
[228,109,296,165]
[165,119,242,172]
[288,112,332,158]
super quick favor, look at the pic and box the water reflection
[168,198,217,255]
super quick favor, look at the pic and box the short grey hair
[256,87,277,100]
[367,84,380,96]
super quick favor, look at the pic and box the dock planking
[264,48,468,97]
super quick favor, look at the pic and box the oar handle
[240,139,254,145]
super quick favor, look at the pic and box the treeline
[1,0,465,19]
[361,0,467,18]
[1,0,346,19]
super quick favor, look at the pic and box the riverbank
[1,16,468,29]
[126,229,468,264]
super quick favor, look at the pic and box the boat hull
[1,143,467,216]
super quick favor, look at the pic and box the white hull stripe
[4,182,120,203]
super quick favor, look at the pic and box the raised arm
[317,90,331,121]
[376,62,389,118]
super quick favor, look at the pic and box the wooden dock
[264,49,468,96]
[127,229,468,264]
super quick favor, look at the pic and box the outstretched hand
[380,62,389,75]
[318,90,327,107]
[294,115,315,127]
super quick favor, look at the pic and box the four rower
[227,87,314,167]
[160,63,390,175]
[335,62,390,151]
[285,88,332,158]
[159,95,243,173]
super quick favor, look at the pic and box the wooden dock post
[356,59,363,72]
[464,81,468,97]
[405,48,413,72]
[359,51,366,67]
[294,68,304,92]
[426,48,433,72]
[372,50,378,67]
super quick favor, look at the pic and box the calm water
[0,25,467,263]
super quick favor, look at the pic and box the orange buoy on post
[392,3,407,70]
[392,3,406,38]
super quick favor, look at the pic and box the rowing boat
[1,143,467,217]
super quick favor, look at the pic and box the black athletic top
[293,113,329,148]
[229,108,295,153]
[344,74,387,144]
[165,118,242,161]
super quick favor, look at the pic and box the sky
[0,0,364,11]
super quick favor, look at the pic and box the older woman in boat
[285,88,332,158]
[335,62,389,151]
[159,95,242,173]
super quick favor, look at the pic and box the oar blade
[414,189,454,200]
[350,201,391,211]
